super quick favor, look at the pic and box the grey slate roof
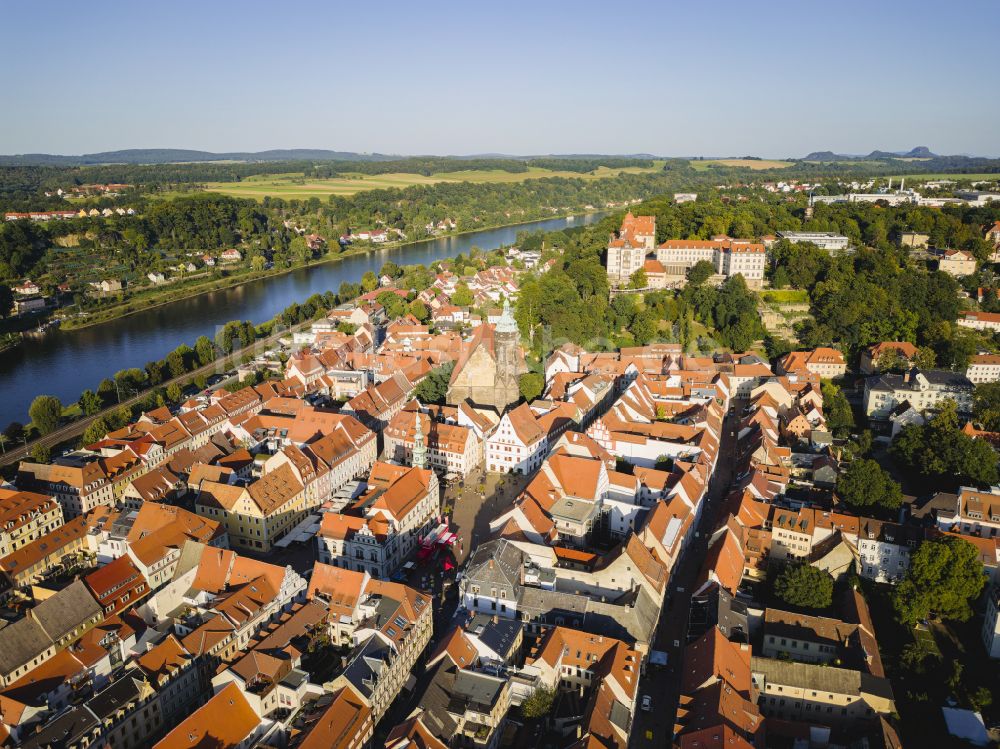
[0,580,101,676]
[688,583,748,643]
[416,662,460,738]
[751,656,894,701]
[867,369,972,392]
[467,613,520,660]
[452,669,505,712]
[519,585,660,647]
[340,634,393,699]
[18,705,99,749]
[462,539,523,596]
[34,580,102,642]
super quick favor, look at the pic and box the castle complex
[606,212,767,289]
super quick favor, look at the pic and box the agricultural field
[904,172,1000,182]
[690,158,793,171]
[190,163,665,200]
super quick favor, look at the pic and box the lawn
[184,162,665,201]
[689,159,793,171]
[761,289,809,304]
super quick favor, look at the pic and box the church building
[446,300,526,412]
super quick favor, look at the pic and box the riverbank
[58,209,612,331]
[0,211,612,426]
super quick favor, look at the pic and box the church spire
[496,298,518,335]
[412,412,427,470]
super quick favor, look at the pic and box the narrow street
[629,412,738,747]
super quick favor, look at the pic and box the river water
[0,213,606,425]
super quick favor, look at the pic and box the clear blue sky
[3,0,997,158]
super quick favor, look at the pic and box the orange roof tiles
[296,684,372,749]
[153,682,259,749]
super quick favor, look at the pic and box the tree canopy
[774,563,834,610]
[892,536,986,625]
[835,458,903,512]
[413,362,455,405]
[972,382,1000,431]
[891,401,999,488]
[518,372,544,403]
[28,395,62,436]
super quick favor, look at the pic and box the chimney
[493,615,498,625]
[903,370,910,383]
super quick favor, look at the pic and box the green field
[186,163,665,201]
[902,173,1000,182]
[690,158,793,171]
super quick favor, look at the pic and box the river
[0,213,606,426]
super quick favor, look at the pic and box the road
[0,316,317,470]
[629,412,738,748]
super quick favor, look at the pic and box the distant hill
[0,149,669,167]
[0,149,403,166]
[802,146,938,161]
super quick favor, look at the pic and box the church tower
[412,412,427,470]
[493,299,521,410]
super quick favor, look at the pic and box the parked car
[641,695,652,712]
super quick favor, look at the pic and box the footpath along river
[0,213,607,426]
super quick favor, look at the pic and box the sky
[3,0,998,158]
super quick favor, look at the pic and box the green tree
[81,417,110,446]
[631,309,657,345]
[518,372,544,403]
[250,255,266,272]
[166,382,184,403]
[687,260,716,286]
[628,268,647,289]
[115,367,146,394]
[409,299,429,322]
[165,350,187,378]
[0,285,12,319]
[29,395,63,436]
[891,401,999,488]
[771,266,791,289]
[195,335,217,367]
[451,283,474,307]
[4,422,25,445]
[144,360,165,386]
[913,346,937,370]
[900,638,939,676]
[774,563,833,610]
[30,443,51,463]
[106,404,133,431]
[78,389,103,416]
[521,686,555,719]
[892,536,986,625]
[361,271,378,292]
[413,362,455,405]
[376,290,406,320]
[973,378,1000,429]
[836,458,902,511]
